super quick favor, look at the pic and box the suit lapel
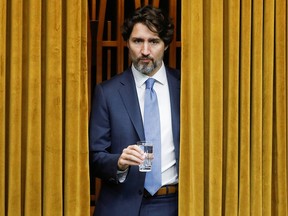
[117,67,180,158]
[118,69,145,140]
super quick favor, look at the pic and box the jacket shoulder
[98,69,133,89]
[165,66,181,80]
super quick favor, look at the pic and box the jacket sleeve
[89,84,120,183]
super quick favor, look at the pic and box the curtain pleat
[180,0,287,215]
[207,1,224,215]
[180,0,204,215]
[262,0,274,215]
[0,0,90,215]
[43,1,64,215]
[0,1,6,216]
[64,0,89,215]
[275,0,287,215]
[251,0,264,215]
[223,0,240,215]
[7,0,23,215]
[238,0,252,215]
[23,0,42,215]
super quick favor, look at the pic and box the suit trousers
[139,193,178,216]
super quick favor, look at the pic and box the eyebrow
[130,37,161,41]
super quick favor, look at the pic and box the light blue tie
[144,78,162,195]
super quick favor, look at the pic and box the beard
[132,57,162,75]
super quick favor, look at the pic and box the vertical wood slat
[152,0,160,7]
[96,0,107,83]
[92,0,96,20]
[107,21,112,80]
[135,0,141,9]
[117,0,124,74]
[169,0,177,68]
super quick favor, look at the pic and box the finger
[121,147,144,164]
[125,145,145,159]
[123,151,143,164]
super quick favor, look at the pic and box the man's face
[127,23,166,76]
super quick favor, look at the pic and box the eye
[149,39,161,45]
[132,39,143,44]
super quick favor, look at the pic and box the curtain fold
[0,0,90,215]
[238,0,252,214]
[180,0,287,215]
[23,0,42,215]
[0,0,6,215]
[180,0,204,215]
[275,0,288,215]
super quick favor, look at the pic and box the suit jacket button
[138,190,143,195]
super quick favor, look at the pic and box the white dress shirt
[132,63,178,186]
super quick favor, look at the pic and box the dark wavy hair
[121,5,174,46]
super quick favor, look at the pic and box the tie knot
[145,78,155,90]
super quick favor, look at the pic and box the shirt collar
[132,62,167,88]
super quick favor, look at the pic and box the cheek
[153,49,165,59]
[129,51,137,60]
[129,47,139,57]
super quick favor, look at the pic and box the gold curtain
[0,0,90,215]
[180,0,287,215]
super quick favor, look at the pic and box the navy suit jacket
[89,67,180,216]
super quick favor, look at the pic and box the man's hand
[117,144,145,171]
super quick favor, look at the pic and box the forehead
[130,23,160,39]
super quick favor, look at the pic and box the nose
[141,42,150,56]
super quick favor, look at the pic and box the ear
[126,41,130,48]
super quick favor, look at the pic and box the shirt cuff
[117,168,129,183]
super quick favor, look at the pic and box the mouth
[139,58,152,63]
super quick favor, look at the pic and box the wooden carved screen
[88,0,181,86]
[88,0,181,214]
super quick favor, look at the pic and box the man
[89,5,180,216]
